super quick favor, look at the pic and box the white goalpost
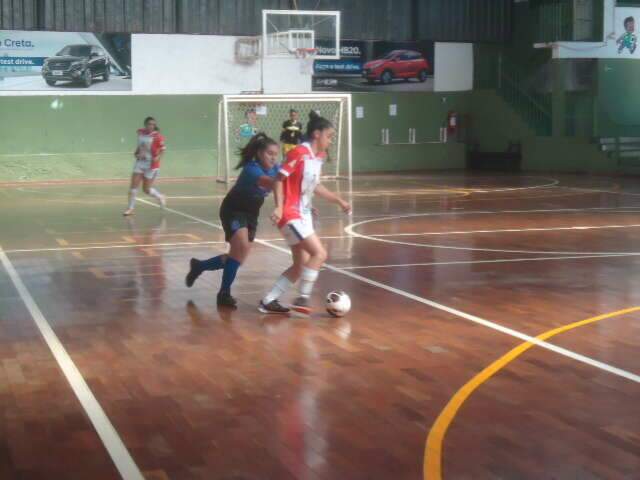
[217,93,352,184]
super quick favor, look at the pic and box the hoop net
[295,48,317,74]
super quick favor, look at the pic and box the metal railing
[599,137,640,167]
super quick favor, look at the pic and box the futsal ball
[326,291,351,317]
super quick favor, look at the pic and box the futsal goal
[216,93,352,184]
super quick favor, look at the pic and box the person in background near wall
[239,108,258,139]
[123,116,166,216]
[280,109,303,157]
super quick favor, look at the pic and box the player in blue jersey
[185,133,288,311]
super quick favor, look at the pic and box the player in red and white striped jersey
[123,116,167,216]
[259,111,351,315]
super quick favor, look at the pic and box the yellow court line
[423,306,640,480]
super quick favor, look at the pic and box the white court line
[463,176,559,192]
[137,199,640,385]
[567,186,640,197]
[4,237,349,254]
[346,209,640,256]
[366,223,640,237]
[338,253,640,270]
[4,240,223,254]
[0,249,144,480]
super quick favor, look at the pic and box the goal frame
[217,93,352,185]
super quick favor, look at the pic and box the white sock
[127,188,137,210]
[148,187,163,200]
[262,275,293,304]
[298,267,319,298]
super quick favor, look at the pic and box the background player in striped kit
[123,116,167,216]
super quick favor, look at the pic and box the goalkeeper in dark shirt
[280,109,303,156]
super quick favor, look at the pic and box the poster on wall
[555,7,640,60]
[615,8,639,57]
[313,40,435,92]
[0,30,131,91]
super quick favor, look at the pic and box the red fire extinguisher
[447,111,458,135]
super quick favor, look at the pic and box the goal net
[217,94,352,184]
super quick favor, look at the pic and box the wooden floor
[0,173,639,480]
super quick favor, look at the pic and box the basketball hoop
[295,48,317,74]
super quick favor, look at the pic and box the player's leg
[186,211,254,301]
[186,207,237,287]
[258,244,307,314]
[216,227,252,307]
[142,170,166,208]
[291,233,327,315]
[124,172,143,216]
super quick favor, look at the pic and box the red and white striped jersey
[278,143,324,228]
[136,129,166,169]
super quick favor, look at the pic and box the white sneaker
[123,208,135,216]
[158,195,167,209]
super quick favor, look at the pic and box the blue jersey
[223,160,278,215]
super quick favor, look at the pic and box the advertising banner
[0,30,131,91]
[313,40,435,92]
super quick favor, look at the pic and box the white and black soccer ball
[326,291,351,317]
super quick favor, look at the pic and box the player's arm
[243,162,277,190]
[272,151,301,222]
[314,184,351,214]
[257,175,277,190]
[152,134,167,162]
[270,174,285,224]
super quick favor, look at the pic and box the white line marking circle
[344,208,640,256]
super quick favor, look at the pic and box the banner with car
[0,30,131,91]
[313,40,435,92]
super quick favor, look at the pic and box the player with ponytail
[259,111,351,315]
[186,132,285,309]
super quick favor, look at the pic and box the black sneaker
[258,300,290,314]
[217,291,238,307]
[291,296,311,315]
[185,258,202,288]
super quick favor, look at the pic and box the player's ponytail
[306,110,333,139]
[236,132,277,170]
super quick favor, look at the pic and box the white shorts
[280,215,315,246]
[133,160,159,180]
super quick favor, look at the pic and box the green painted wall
[0,95,217,181]
[470,90,535,152]
[596,59,640,138]
[522,137,615,173]
[470,89,617,174]
[0,92,469,182]
[351,92,468,172]
[6,71,637,182]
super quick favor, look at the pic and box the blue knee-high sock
[199,255,226,271]
[219,257,241,294]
